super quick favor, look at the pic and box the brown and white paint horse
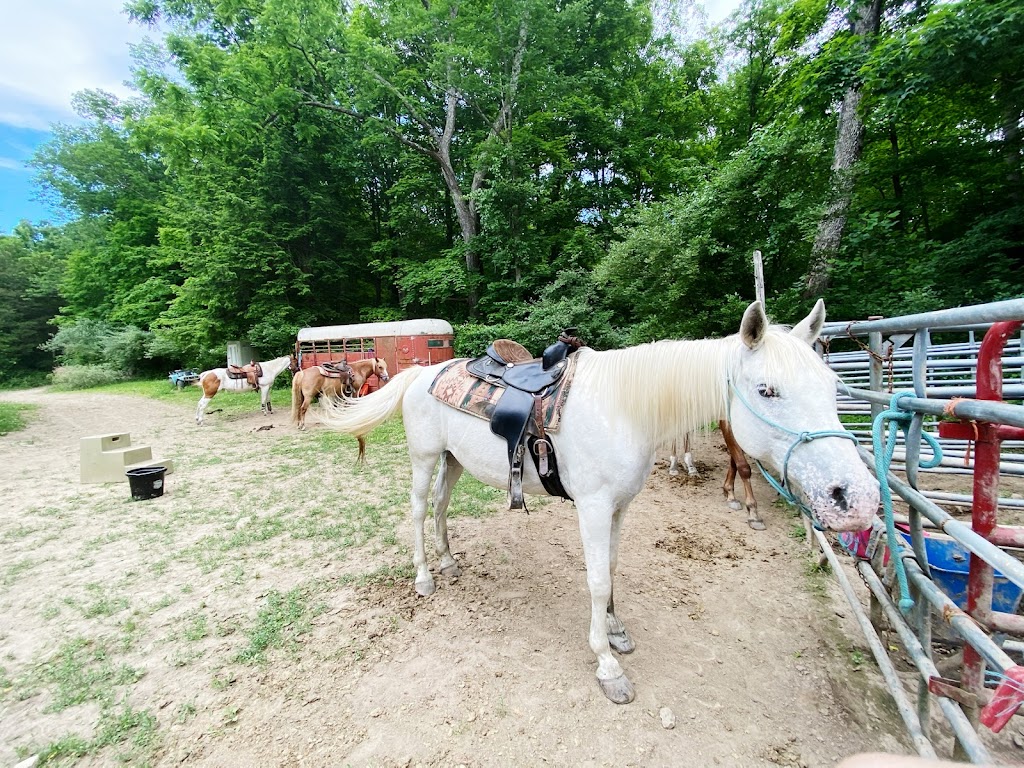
[194,355,297,425]
[291,357,391,430]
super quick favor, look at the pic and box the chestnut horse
[194,355,297,425]
[291,357,390,430]
[349,357,390,396]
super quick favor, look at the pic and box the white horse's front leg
[432,452,464,577]
[260,385,272,415]
[410,456,436,596]
[577,501,634,704]
[606,504,634,654]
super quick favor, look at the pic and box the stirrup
[508,465,526,511]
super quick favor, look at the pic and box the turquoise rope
[872,391,944,615]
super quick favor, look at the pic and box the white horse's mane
[573,328,837,446]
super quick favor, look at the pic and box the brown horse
[291,357,390,430]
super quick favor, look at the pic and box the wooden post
[752,250,766,307]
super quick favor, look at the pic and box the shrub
[49,365,127,390]
[41,321,158,377]
[103,327,152,375]
[41,319,112,366]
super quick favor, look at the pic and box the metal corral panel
[296,319,453,342]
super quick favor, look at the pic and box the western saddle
[466,329,584,510]
[318,360,355,396]
[227,361,263,388]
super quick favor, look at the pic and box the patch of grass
[27,701,160,765]
[801,551,831,599]
[119,616,144,652]
[182,611,210,642]
[23,637,142,713]
[447,475,504,518]
[32,733,91,764]
[850,648,865,670]
[169,648,204,668]
[1,522,40,542]
[93,702,159,752]
[235,587,325,665]
[0,401,36,435]
[80,583,131,619]
[338,563,416,588]
[175,701,197,724]
[2,557,36,587]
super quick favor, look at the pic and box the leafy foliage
[1,0,1020,367]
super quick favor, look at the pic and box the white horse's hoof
[415,578,435,597]
[441,563,462,578]
[668,467,680,477]
[598,674,635,704]
[608,630,635,654]
[727,500,743,511]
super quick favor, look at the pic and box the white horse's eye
[757,384,778,398]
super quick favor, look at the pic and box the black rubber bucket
[126,466,167,501]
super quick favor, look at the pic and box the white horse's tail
[318,365,426,459]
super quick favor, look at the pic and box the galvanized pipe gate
[815,298,1024,762]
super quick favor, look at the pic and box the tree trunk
[804,0,883,299]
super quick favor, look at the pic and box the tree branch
[298,92,438,159]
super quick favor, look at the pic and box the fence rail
[812,298,1024,762]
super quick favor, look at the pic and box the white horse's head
[727,300,879,532]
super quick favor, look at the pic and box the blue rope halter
[727,379,860,531]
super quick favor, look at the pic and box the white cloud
[0,0,151,128]
[0,157,29,172]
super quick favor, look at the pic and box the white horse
[319,301,879,703]
[194,355,297,425]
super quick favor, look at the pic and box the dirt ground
[0,386,1020,766]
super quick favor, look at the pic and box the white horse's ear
[740,301,769,350]
[789,299,826,345]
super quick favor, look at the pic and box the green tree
[0,224,64,381]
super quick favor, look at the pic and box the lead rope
[872,391,944,614]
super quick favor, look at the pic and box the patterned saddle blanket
[428,356,577,431]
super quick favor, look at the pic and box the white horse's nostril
[830,485,849,512]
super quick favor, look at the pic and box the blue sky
[0,0,740,237]
[0,1,150,235]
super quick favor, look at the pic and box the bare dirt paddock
[0,385,1015,766]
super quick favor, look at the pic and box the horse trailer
[294,319,456,393]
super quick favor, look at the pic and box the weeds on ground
[0,401,35,435]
